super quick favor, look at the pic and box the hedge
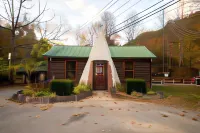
[126,78,146,94]
[50,79,74,96]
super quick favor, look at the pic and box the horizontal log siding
[49,61,65,79]
[76,61,87,84]
[134,60,151,88]
[114,61,125,83]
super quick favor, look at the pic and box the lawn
[151,85,200,110]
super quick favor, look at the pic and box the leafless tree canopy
[101,11,116,37]
[0,0,71,61]
[124,11,139,42]
[77,22,102,46]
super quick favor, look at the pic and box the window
[66,61,76,79]
[125,61,134,78]
[96,64,104,75]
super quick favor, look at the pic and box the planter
[110,87,116,94]
[11,91,93,104]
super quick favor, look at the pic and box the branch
[0,25,11,30]
[1,0,11,21]
[15,0,23,28]
[16,1,48,29]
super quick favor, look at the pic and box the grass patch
[152,85,200,110]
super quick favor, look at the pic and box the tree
[0,0,51,63]
[101,11,116,38]
[124,11,139,42]
[31,38,52,60]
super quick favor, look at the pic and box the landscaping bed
[10,79,93,104]
[11,91,92,104]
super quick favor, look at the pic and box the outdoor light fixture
[8,53,11,60]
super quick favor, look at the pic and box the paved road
[0,86,200,133]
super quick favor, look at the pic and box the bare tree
[0,0,52,63]
[101,11,116,38]
[35,17,71,43]
[77,22,102,46]
[124,11,139,42]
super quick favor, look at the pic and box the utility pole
[162,9,165,72]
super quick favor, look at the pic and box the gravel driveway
[0,86,199,133]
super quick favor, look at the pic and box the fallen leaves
[114,102,117,104]
[72,112,89,117]
[148,125,152,128]
[161,114,169,117]
[182,110,188,113]
[118,108,121,110]
[109,108,113,110]
[94,123,98,124]
[192,117,198,121]
[101,114,104,116]
[73,114,81,117]
[179,113,185,117]
[40,104,53,111]
[35,115,40,118]
[131,121,135,125]
[197,114,200,117]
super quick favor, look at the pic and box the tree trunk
[179,41,184,67]
[11,31,16,64]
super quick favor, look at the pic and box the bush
[73,82,91,94]
[35,91,56,97]
[22,89,35,96]
[131,91,137,96]
[50,79,74,96]
[116,82,126,92]
[0,71,9,82]
[131,91,143,97]
[147,90,156,95]
[126,78,146,95]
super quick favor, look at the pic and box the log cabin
[44,32,156,92]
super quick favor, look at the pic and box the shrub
[50,79,74,96]
[131,91,137,96]
[147,90,156,95]
[22,89,35,96]
[35,91,56,97]
[73,82,91,94]
[126,78,146,95]
[115,82,126,92]
[0,71,9,82]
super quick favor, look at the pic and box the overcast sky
[0,0,198,45]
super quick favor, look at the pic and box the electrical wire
[112,0,180,35]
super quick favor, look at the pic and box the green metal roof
[43,46,91,58]
[109,46,156,58]
[43,45,156,58]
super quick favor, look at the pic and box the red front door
[94,62,107,90]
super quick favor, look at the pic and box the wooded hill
[126,11,200,70]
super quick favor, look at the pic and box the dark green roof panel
[43,46,156,58]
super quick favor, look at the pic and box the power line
[137,1,194,27]
[79,0,120,30]
[111,0,180,35]
[112,0,132,14]
[115,0,164,28]
[114,0,143,18]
